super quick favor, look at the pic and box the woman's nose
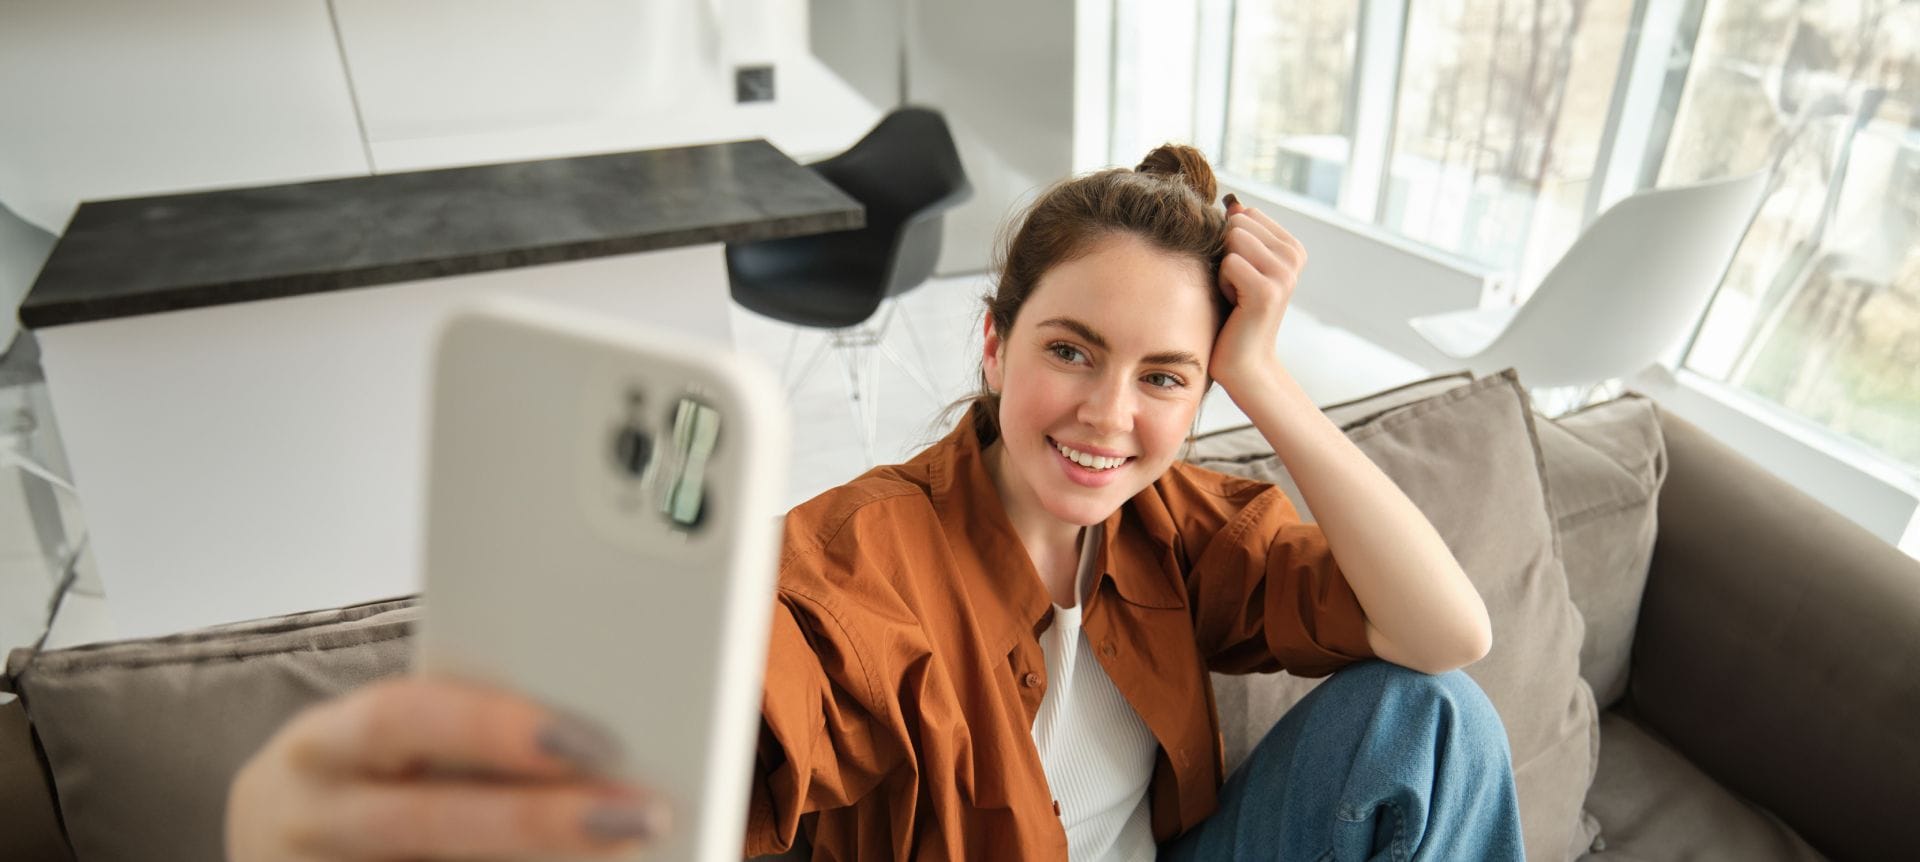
[1078,375,1133,435]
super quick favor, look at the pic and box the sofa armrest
[1631,410,1920,862]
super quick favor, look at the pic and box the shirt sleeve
[743,503,925,857]
[1168,466,1375,678]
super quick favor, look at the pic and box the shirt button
[1052,799,1062,816]
[1101,642,1117,658]
[1022,672,1042,688]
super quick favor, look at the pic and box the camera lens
[613,425,652,478]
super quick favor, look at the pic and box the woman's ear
[981,317,1006,394]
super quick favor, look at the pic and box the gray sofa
[4,371,1916,861]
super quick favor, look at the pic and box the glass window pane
[1111,0,1203,167]
[1220,1,1360,206]
[1380,0,1634,286]
[1669,0,1920,474]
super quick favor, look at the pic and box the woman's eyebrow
[1036,317,1203,370]
[1038,316,1109,350]
[1143,349,1204,371]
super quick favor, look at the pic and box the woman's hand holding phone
[226,674,669,861]
[1210,194,1309,397]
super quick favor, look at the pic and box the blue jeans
[1160,661,1525,861]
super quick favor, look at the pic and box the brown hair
[962,143,1230,441]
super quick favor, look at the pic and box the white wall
[0,0,883,232]
[807,0,905,113]
[338,0,881,171]
[906,0,1080,274]
[0,0,370,233]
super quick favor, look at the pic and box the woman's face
[983,232,1218,529]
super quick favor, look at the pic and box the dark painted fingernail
[537,712,623,773]
[584,801,671,843]
[1223,193,1239,209]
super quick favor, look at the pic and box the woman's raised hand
[1210,195,1308,394]
[226,675,669,861]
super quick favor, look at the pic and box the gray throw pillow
[1188,371,1601,862]
[1535,395,1666,708]
[4,596,419,862]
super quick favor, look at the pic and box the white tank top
[1029,523,1161,862]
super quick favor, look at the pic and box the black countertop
[19,139,862,328]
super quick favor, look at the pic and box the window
[1380,0,1635,288]
[1661,0,1920,472]
[1218,1,1360,206]
[1115,0,1919,478]
[1110,0,1207,166]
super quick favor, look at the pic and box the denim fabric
[1161,661,1525,861]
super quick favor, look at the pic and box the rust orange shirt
[744,408,1374,860]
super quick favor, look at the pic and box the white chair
[1407,172,1768,405]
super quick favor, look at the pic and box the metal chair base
[780,298,945,465]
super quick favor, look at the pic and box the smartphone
[413,296,788,862]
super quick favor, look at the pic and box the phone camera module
[613,425,653,479]
[660,397,721,531]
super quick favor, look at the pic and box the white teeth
[1054,440,1126,471]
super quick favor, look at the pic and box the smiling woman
[227,144,1519,862]
[982,233,1222,572]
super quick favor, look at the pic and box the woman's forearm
[1227,366,1492,674]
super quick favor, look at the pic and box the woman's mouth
[1047,436,1134,487]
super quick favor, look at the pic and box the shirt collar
[920,404,1185,653]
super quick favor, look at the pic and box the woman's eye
[1144,372,1184,389]
[1048,344,1086,363]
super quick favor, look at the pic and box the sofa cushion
[1187,371,1474,519]
[1580,709,1824,861]
[1535,395,1666,708]
[1190,371,1601,862]
[3,596,419,862]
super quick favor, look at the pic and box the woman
[227,145,1522,861]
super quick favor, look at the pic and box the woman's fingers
[1218,251,1263,306]
[289,675,622,781]
[1225,225,1292,282]
[308,780,669,860]
[228,676,669,861]
[1239,206,1306,259]
[1227,212,1304,271]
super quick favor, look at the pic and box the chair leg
[875,339,943,405]
[780,300,946,467]
[862,339,881,457]
[788,333,834,399]
[776,329,803,390]
[892,299,938,385]
[868,299,943,404]
[831,339,878,465]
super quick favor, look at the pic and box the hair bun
[1135,143,1218,205]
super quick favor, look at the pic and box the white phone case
[415,296,788,862]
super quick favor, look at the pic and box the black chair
[725,107,971,462]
